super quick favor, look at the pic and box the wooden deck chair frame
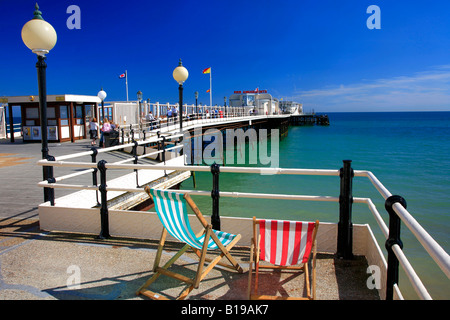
[248,217,319,300]
[137,187,244,300]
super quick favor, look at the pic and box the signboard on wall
[48,126,58,140]
[23,126,41,140]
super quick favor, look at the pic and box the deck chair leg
[210,232,243,273]
[304,262,311,299]
[194,225,212,288]
[247,239,255,299]
[153,228,168,271]
[312,240,317,300]
[178,285,195,300]
[137,243,191,295]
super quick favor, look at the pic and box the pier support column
[337,160,354,259]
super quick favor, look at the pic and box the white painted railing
[36,158,449,300]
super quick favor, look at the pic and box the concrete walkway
[0,217,378,300]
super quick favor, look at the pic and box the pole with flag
[119,70,129,101]
[203,67,212,107]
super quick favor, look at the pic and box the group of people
[166,106,178,119]
[89,118,119,147]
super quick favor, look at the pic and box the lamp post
[97,88,107,120]
[173,59,189,132]
[21,3,57,202]
[195,91,198,118]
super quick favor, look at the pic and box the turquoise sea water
[180,111,450,300]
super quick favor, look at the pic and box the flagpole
[125,70,129,102]
[209,69,212,107]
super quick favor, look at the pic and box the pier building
[4,95,100,143]
[228,89,280,115]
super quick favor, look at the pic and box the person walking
[89,117,99,146]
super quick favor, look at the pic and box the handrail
[393,202,450,279]
[355,170,450,281]
[36,158,449,299]
[53,133,184,161]
[38,161,341,176]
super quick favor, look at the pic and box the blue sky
[2,0,450,112]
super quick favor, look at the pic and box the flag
[202,67,211,74]
[206,89,210,93]
[119,73,126,79]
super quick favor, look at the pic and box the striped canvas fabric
[259,219,316,266]
[150,189,237,250]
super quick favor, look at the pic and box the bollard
[97,160,110,239]
[385,195,407,300]
[211,163,221,231]
[337,160,354,259]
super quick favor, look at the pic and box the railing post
[97,160,110,239]
[385,195,407,300]
[162,135,167,176]
[157,131,161,161]
[143,131,146,154]
[133,141,139,187]
[337,159,354,259]
[211,163,220,230]
[46,155,55,206]
[91,147,100,206]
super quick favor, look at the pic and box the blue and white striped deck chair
[137,187,244,300]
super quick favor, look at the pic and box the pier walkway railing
[116,112,288,146]
[36,153,449,300]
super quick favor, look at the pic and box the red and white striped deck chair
[248,217,319,300]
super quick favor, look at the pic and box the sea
[180,111,450,300]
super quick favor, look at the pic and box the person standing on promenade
[89,117,99,146]
[167,107,173,125]
[100,118,111,148]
